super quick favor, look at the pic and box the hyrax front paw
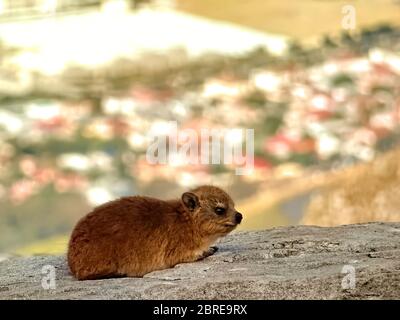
[197,246,218,261]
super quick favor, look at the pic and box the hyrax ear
[182,192,199,212]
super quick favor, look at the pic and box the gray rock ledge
[1,222,399,299]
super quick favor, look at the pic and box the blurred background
[0,0,400,257]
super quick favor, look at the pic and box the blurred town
[0,0,400,255]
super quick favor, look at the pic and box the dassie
[67,185,243,280]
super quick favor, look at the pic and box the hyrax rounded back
[67,185,243,280]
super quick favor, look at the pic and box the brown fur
[67,185,242,280]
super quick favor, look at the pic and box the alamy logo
[341,265,356,290]
[41,265,56,290]
[146,122,254,175]
[341,5,356,30]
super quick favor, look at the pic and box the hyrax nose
[235,212,243,224]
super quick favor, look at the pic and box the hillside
[177,0,400,42]
[303,147,400,226]
[238,147,400,229]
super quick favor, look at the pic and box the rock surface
[1,222,399,299]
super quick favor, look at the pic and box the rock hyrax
[68,185,243,280]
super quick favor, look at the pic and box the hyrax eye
[215,207,226,215]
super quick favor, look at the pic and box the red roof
[253,157,272,169]
[265,134,315,154]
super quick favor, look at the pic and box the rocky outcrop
[303,148,400,226]
[0,222,399,299]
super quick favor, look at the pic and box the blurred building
[0,0,99,15]
[0,0,162,18]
